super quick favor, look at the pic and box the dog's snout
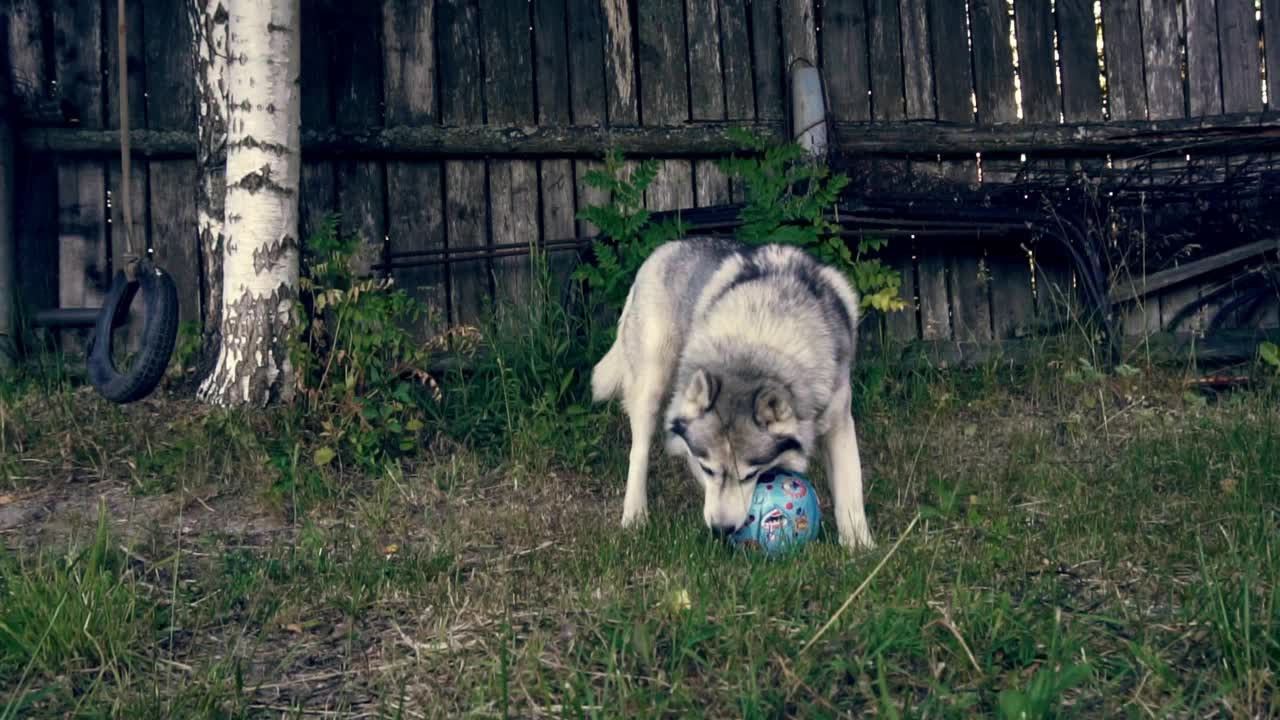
[708,520,740,537]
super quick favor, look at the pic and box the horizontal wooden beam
[18,121,787,159]
[21,112,1279,160]
[834,111,1280,157]
[1108,238,1279,305]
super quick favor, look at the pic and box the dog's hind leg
[620,370,665,528]
[821,383,875,550]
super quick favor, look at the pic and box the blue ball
[728,470,822,555]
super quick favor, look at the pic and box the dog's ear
[753,385,795,428]
[682,369,720,415]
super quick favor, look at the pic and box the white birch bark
[198,0,301,406]
[189,0,229,382]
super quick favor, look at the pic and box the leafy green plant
[572,149,689,311]
[1260,341,1280,374]
[289,215,438,477]
[718,127,905,313]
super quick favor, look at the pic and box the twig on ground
[800,513,921,655]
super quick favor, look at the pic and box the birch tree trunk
[189,0,228,384]
[198,0,301,406]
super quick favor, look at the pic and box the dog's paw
[620,506,649,529]
[837,520,876,552]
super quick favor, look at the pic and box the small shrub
[289,215,439,478]
[572,149,689,312]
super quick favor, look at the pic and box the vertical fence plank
[1217,0,1264,114]
[1101,0,1146,121]
[332,4,386,276]
[686,0,730,207]
[9,1,57,315]
[928,0,977,184]
[53,0,107,330]
[721,0,755,120]
[970,0,1018,125]
[638,0,694,213]
[751,0,785,120]
[822,0,871,122]
[1186,0,1223,117]
[781,0,819,67]
[867,0,905,122]
[483,0,538,311]
[1266,0,1280,110]
[1055,0,1103,122]
[299,0,337,253]
[534,0,579,287]
[440,0,489,325]
[143,0,198,332]
[603,0,638,126]
[899,0,934,120]
[384,0,448,333]
[882,236,919,344]
[1014,0,1058,123]
[570,0,609,236]
[1140,0,1184,121]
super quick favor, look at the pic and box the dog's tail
[591,339,626,402]
[591,285,635,402]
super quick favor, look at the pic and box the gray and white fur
[591,237,875,550]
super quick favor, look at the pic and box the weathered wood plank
[143,0,197,337]
[781,0,819,67]
[569,0,608,126]
[867,0,905,121]
[687,0,725,121]
[52,0,106,348]
[1055,0,1103,122]
[899,0,934,120]
[751,0,785,120]
[988,242,1034,338]
[52,0,103,129]
[1216,0,1264,114]
[300,0,336,246]
[105,0,145,132]
[603,0,638,126]
[1033,241,1078,330]
[1140,0,1184,121]
[107,161,147,272]
[440,0,489,324]
[13,147,59,314]
[6,0,46,95]
[57,164,107,311]
[1185,0,1222,117]
[916,243,950,340]
[1014,0,1058,123]
[695,163,732,207]
[822,0,871,122]
[882,239,918,343]
[638,0,693,213]
[331,3,385,273]
[148,161,199,328]
[927,0,976,183]
[950,251,993,342]
[534,0,578,284]
[721,0,755,119]
[1266,0,1280,110]
[970,0,1018,125]
[31,111,1280,160]
[483,0,538,309]
[1101,0,1147,121]
[383,0,447,331]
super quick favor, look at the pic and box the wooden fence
[5,0,1279,352]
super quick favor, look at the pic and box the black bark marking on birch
[231,164,296,195]
[251,234,298,275]
[266,22,291,34]
[217,284,297,406]
[233,134,290,156]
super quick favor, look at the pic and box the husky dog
[591,237,875,550]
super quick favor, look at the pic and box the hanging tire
[87,261,180,404]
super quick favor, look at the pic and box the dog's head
[664,368,813,533]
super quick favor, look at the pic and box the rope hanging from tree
[116,0,138,277]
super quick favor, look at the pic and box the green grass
[4,269,1280,716]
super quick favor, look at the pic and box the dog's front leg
[821,387,875,550]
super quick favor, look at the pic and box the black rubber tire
[87,262,180,404]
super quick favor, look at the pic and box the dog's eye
[699,463,715,477]
[742,469,760,484]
